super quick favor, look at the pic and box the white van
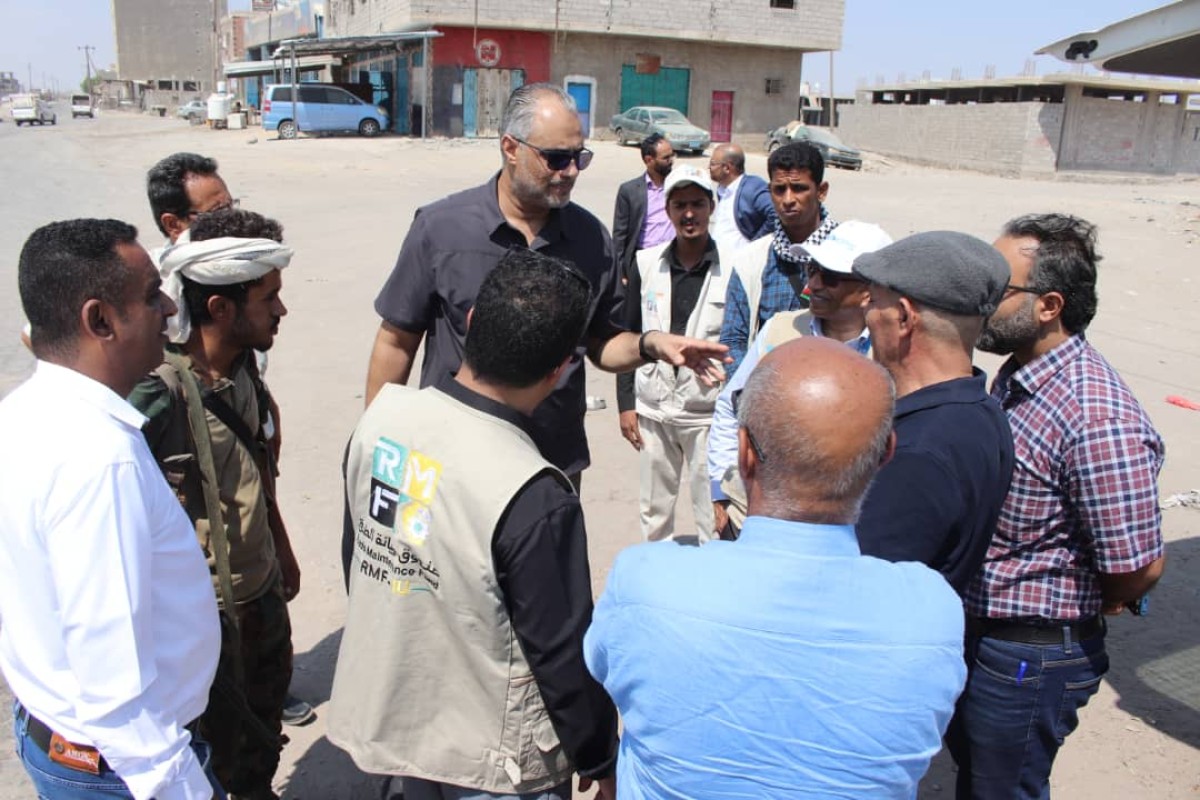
[71,94,95,118]
[11,94,56,126]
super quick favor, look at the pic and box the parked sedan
[610,106,710,154]
[765,122,863,170]
[176,99,207,121]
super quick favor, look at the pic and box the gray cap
[852,231,1010,316]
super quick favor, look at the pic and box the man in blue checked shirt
[718,140,839,376]
[949,213,1166,800]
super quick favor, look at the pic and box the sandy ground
[0,107,1198,798]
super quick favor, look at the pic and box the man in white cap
[616,164,733,542]
[707,220,890,537]
[129,210,296,800]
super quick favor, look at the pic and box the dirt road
[0,108,1197,798]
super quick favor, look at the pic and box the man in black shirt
[616,165,732,542]
[852,231,1016,593]
[364,82,726,484]
[335,249,618,800]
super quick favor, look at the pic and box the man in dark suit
[708,143,776,250]
[612,133,675,283]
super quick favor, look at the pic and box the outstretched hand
[646,331,729,387]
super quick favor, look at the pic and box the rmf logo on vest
[369,437,442,545]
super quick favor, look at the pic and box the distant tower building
[112,0,228,91]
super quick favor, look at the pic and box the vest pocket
[505,673,567,788]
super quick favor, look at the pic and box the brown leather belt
[16,703,111,773]
[967,615,1105,645]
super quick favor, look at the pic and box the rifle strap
[163,352,244,688]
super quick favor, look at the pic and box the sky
[0,1,1173,95]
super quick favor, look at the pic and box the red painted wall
[431,27,551,83]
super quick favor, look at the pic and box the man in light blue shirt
[585,336,966,800]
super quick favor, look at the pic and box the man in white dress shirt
[707,143,775,251]
[0,219,223,800]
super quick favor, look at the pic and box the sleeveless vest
[634,240,732,426]
[328,384,572,793]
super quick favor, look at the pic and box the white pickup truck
[11,94,56,126]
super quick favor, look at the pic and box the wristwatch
[638,331,655,362]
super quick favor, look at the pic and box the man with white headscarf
[129,209,296,800]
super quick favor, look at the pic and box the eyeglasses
[1005,283,1042,296]
[731,389,768,463]
[511,137,594,172]
[804,262,861,288]
[187,198,240,219]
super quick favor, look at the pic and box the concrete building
[0,71,21,96]
[227,0,330,110]
[113,0,228,109]
[838,74,1200,177]
[317,0,845,140]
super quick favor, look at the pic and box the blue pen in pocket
[1016,660,1028,685]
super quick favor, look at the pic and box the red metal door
[711,91,734,142]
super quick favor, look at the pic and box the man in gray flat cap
[850,231,1016,594]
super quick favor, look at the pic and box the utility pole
[27,62,32,93]
[79,45,95,94]
[828,50,835,129]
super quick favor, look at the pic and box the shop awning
[224,55,339,78]
[269,31,442,59]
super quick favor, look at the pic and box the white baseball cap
[663,165,715,200]
[791,220,893,274]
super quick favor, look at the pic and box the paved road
[1,105,1198,798]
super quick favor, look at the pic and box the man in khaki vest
[707,220,892,536]
[617,164,732,542]
[331,248,619,800]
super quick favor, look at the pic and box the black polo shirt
[616,237,717,412]
[856,369,1015,594]
[374,173,625,474]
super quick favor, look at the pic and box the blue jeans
[403,777,572,800]
[946,630,1109,800]
[14,706,226,799]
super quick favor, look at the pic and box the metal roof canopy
[270,32,442,58]
[272,31,442,139]
[1037,0,1200,80]
[224,55,338,78]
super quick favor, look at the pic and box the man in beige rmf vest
[330,248,619,800]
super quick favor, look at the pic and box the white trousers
[639,416,715,543]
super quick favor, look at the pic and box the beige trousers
[639,416,715,543]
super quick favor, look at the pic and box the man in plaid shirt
[948,213,1166,800]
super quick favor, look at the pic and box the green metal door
[619,65,690,115]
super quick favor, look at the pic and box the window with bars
[770,0,796,8]
[765,78,784,95]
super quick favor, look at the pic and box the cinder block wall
[837,102,1062,178]
[554,35,801,138]
[328,0,842,50]
[114,0,221,83]
[1177,112,1200,173]
[1059,89,1196,174]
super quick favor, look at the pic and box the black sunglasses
[731,389,768,464]
[512,137,594,172]
[803,262,861,288]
